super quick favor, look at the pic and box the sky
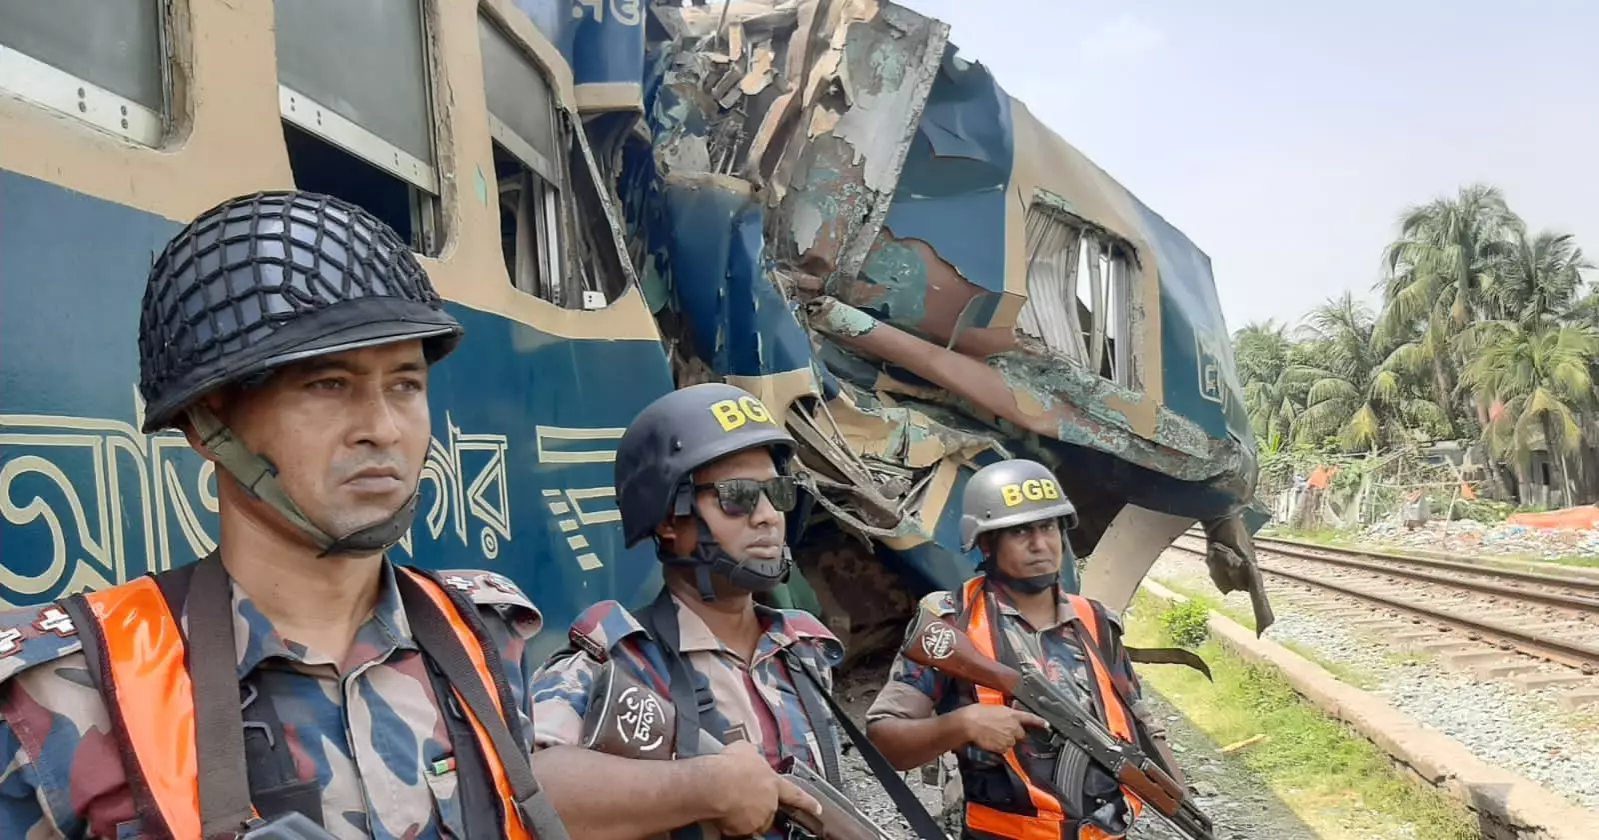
[900,0,1599,335]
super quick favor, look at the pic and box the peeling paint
[828,20,928,193]
[791,201,825,255]
[809,295,880,338]
[855,235,928,324]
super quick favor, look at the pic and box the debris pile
[1361,519,1599,560]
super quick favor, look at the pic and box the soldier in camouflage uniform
[525,383,839,840]
[865,459,1183,840]
[0,192,564,840]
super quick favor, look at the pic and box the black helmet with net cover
[615,382,802,601]
[137,190,465,555]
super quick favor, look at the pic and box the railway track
[1169,534,1599,682]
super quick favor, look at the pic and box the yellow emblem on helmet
[710,395,774,432]
[1000,478,1061,507]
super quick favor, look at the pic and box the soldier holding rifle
[529,384,866,840]
[864,459,1189,840]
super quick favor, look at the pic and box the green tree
[1288,293,1449,452]
[1234,319,1301,441]
[1377,184,1519,429]
[1485,229,1590,329]
[1458,322,1599,502]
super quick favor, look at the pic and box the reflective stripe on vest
[80,570,532,840]
[958,577,1144,840]
[395,567,533,840]
[1063,593,1144,838]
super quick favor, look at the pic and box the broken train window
[479,12,600,310]
[1015,200,1138,389]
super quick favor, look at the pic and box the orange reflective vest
[75,566,533,840]
[957,577,1145,840]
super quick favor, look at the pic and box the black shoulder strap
[185,551,268,837]
[761,607,843,789]
[781,652,947,840]
[421,646,504,839]
[633,587,716,840]
[634,587,717,755]
[394,570,571,840]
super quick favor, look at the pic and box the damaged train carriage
[591,0,1275,659]
[0,0,1268,670]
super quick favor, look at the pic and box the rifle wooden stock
[900,615,1215,840]
[581,661,893,840]
[900,608,1021,694]
[1116,763,1180,814]
[781,757,892,840]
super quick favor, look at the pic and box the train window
[479,12,600,310]
[273,0,442,254]
[0,0,167,145]
[1016,201,1137,389]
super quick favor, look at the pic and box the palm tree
[1288,293,1449,452]
[1377,184,1520,426]
[1456,230,1598,503]
[1485,229,1590,329]
[1458,323,1599,504]
[1233,320,1301,441]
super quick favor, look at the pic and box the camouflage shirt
[0,561,544,840]
[865,582,1164,754]
[530,590,843,838]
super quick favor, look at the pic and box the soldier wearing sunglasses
[527,383,841,840]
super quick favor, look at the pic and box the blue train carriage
[562,0,1275,656]
[0,0,686,663]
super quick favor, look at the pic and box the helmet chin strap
[187,405,417,557]
[980,556,1059,595]
[657,518,791,602]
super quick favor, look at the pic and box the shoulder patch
[777,609,845,668]
[568,600,649,663]
[0,603,86,686]
[917,590,958,618]
[437,570,543,639]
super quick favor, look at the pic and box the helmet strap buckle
[185,404,416,558]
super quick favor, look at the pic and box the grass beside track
[1122,589,1479,840]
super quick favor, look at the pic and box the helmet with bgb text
[615,383,802,599]
[959,459,1079,552]
[616,383,797,546]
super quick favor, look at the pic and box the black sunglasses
[693,476,800,517]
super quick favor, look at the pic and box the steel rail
[1172,536,1599,613]
[1250,534,1599,598]
[1168,542,1599,673]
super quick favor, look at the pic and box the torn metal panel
[775,5,949,285]
[807,295,1249,490]
[614,0,1266,638]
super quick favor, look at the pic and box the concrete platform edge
[1138,578,1597,840]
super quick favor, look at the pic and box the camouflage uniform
[0,563,543,840]
[864,585,1166,759]
[530,591,842,838]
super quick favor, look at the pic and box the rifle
[900,611,1215,840]
[580,660,900,840]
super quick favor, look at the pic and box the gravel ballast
[1150,553,1599,813]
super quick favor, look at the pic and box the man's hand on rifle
[700,740,824,836]
[954,704,1049,754]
